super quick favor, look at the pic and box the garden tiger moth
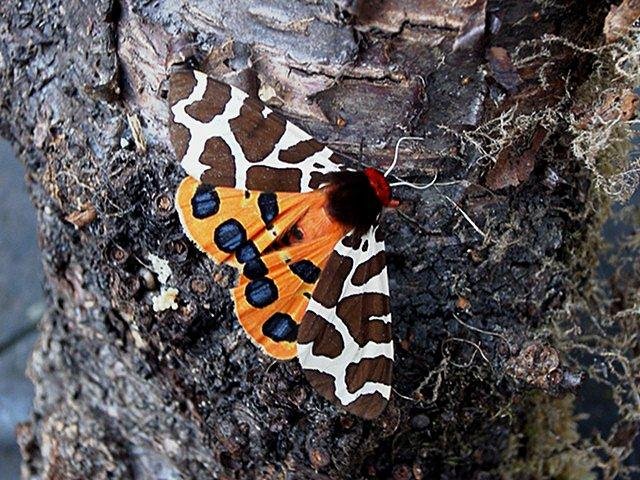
[170,69,394,419]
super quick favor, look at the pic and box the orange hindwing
[176,176,348,359]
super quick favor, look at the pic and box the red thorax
[364,167,397,208]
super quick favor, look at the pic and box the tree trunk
[1,0,637,478]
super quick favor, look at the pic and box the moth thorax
[364,167,392,207]
[325,170,385,234]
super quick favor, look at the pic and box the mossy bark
[0,0,629,478]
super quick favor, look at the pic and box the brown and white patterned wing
[297,225,393,419]
[169,70,343,192]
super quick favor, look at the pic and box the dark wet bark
[0,0,626,478]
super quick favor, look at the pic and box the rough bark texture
[0,0,635,478]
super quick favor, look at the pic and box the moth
[169,69,396,419]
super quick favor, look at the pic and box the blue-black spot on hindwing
[262,313,298,342]
[191,184,220,219]
[214,219,246,252]
[243,259,268,280]
[236,241,259,264]
[258,193,279,226]
[246,278,278,308]
[234,241,268,279]
[289,260,321,284]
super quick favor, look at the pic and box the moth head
[364,167,397,208]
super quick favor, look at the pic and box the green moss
[568,28,640,202]
[501,394,598,480]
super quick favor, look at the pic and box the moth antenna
[384,136,424,178]
[389,170,438,190]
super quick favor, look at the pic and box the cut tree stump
[1,0,636,478]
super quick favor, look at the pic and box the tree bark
[1,0,635,478]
